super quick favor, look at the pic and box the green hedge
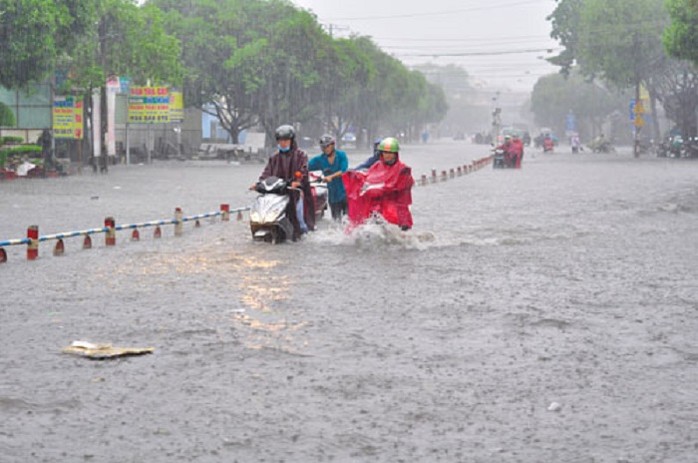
[0,136,24,146]
[0,144,42,168]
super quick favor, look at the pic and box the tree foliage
[664,0,698,65]
[0,0,182,90]
[547,0,698,138]
[151,0,446,145]
[2,0,447,146]
[0,101,15,126]
[0,0,68,88]
[547,0,584,75]
[577,0,667,88]
[530,72,626,138]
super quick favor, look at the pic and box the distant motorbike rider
[511,135,524,168]
[354,137,383,170]
[309,134,349,221]
[496,135,515,167]
[543,135,555,152]
[251,124,315,240]
[343,137,414,231]
[570,133,582,153]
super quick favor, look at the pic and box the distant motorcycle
[588,138,615,153]
[492,148,514,169]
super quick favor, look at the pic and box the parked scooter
[588,136,615,153]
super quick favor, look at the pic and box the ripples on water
[2,146,698,462]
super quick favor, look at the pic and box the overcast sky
[290,0,561,93]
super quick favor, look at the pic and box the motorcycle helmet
[319,134,335,148]
[377,137,399,153]
[275,124,296,141]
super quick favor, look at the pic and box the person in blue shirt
[353,137,383,171]
[309,134,348,221]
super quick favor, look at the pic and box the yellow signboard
[128,86,170,124]
[169,91,184,122]
[53,96,84,139]
[634,115,645,128]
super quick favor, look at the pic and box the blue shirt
[309,150,348,204]
[354,152,380,170]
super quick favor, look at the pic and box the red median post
[221,204,230,222]
[53,239,65,256]
[174,207,183,237]
[105,217,116,246]
[0,247,6,263]
[27,225,39,260]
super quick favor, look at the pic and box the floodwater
[1,140,697,462]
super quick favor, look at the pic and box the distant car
[341,132,357,148]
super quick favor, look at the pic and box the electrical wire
[325,0,549,21]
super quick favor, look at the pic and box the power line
[325,0,549,21]
[373,35,555,45]
[394,47,560,58]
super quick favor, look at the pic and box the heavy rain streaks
[2,141,698,462]
[2,0,698,461]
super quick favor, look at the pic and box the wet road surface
[1,140,697,462]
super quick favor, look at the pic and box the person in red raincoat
[510,135,524,169]
[496,135,515,167]
[343,137,414,231]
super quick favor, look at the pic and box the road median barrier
[0,203,249,263]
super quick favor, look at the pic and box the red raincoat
[343,155,414,230]
[511,138,524,168]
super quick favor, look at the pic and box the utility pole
[323,23,349,38]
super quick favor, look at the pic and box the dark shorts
[330,199,347,220]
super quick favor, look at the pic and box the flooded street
[1,140,697,462]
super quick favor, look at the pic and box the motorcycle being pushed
[249,176,295,243]
[343,166,414,232]
[492,148,514,169]
[250,174,328,244]
[308,170,328,220]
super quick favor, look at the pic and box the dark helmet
[319,134,336,148]
[373,137,384,148]
[275,124,296,141]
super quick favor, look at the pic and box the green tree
[531,72,626,139]
[651,57,698,137]
[0,0,84,88]
[664,0,698,65]
[0,101,15,126]
[319,36,375,144]
[547,0,584,75]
